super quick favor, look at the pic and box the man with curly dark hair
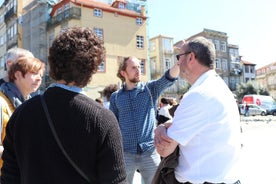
[1,27,127,184]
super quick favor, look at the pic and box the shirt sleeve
[167,91,209,146]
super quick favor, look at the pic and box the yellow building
[0,0,34,78]
[47,0,149,98]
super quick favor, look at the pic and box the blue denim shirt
[109,70,177,154]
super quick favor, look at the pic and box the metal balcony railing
[4,6,16,23]
[47,7,81,28]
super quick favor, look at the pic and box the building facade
[256,62,276,99]
[173,28,254,92]
[47,0,149,97]
[149,35,188,97]
[0,0,37,79]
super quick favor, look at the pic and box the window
[118,2,125,9]
[215,58,221,69]
[57,7,63,21]
[94,9,102,17]
[136,35,144,49]
[163,38,173,53]
[94,28,103,39]
[245,65,249,73]
[222,58,227,71]
[214,40,220,51]
[140,59,145,74]
[57,7,62,14]
[136,18,142,25]
[64,3,70,18]
[250,66,254,73]
[220,41,226,52]
[165,58,171,70]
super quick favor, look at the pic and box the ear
[14,71,23,80]
[6,60,12,68]
[120,70,126,77]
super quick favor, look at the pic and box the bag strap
[40,94,90,183]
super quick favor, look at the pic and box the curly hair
[48,27,105,87]
[102,84,118,100]
[8,57,45,82]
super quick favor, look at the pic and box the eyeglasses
[176,52,191,61]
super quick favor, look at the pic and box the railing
[4,6,16,23]
[47,7,81,28]
[230,68,242,76]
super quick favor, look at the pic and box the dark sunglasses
[176,52,191,61]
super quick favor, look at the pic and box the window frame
[136,35,144,49]
[94,8,102,17]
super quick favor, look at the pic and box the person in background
[168,95,183,118]
[1,27,127,184]
[109,56,180,184]
[0,48,34,86]
[0,56,45,172]
[102,84,118,109]
[156,97,173,125]
[154,37,241,184]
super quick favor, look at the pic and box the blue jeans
[124,148,161,184]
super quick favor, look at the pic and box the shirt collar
[48,83,87,95]
[190,70,217,90]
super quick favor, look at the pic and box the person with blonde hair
[0,48,34,85]
[0,56,45,171]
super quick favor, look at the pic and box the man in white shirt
[154,37,241,184]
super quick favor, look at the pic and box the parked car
[267,108,276,116]
[239,104,267,116]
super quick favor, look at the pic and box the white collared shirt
[168,70,241,183]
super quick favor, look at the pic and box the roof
[50,0,146,19]
[240,60,256,65]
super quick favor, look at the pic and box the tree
[235,81,270,102]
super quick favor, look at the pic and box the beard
[129,77,140,83]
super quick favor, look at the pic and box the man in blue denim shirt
[109,56,180,184]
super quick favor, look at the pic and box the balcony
[47,7,81,29]
[230,68,242,76]
[4,7,17,23]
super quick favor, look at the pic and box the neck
[3,76,9,83]
[191,67,211,84]
[56,80,82,87]
[125,81,138,90]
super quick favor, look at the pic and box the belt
[182,180,241,184]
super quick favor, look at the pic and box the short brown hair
[117,57,130,83]
[8,57,45,82]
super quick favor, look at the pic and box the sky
[147,0,276,68]
[1,0,275,68]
